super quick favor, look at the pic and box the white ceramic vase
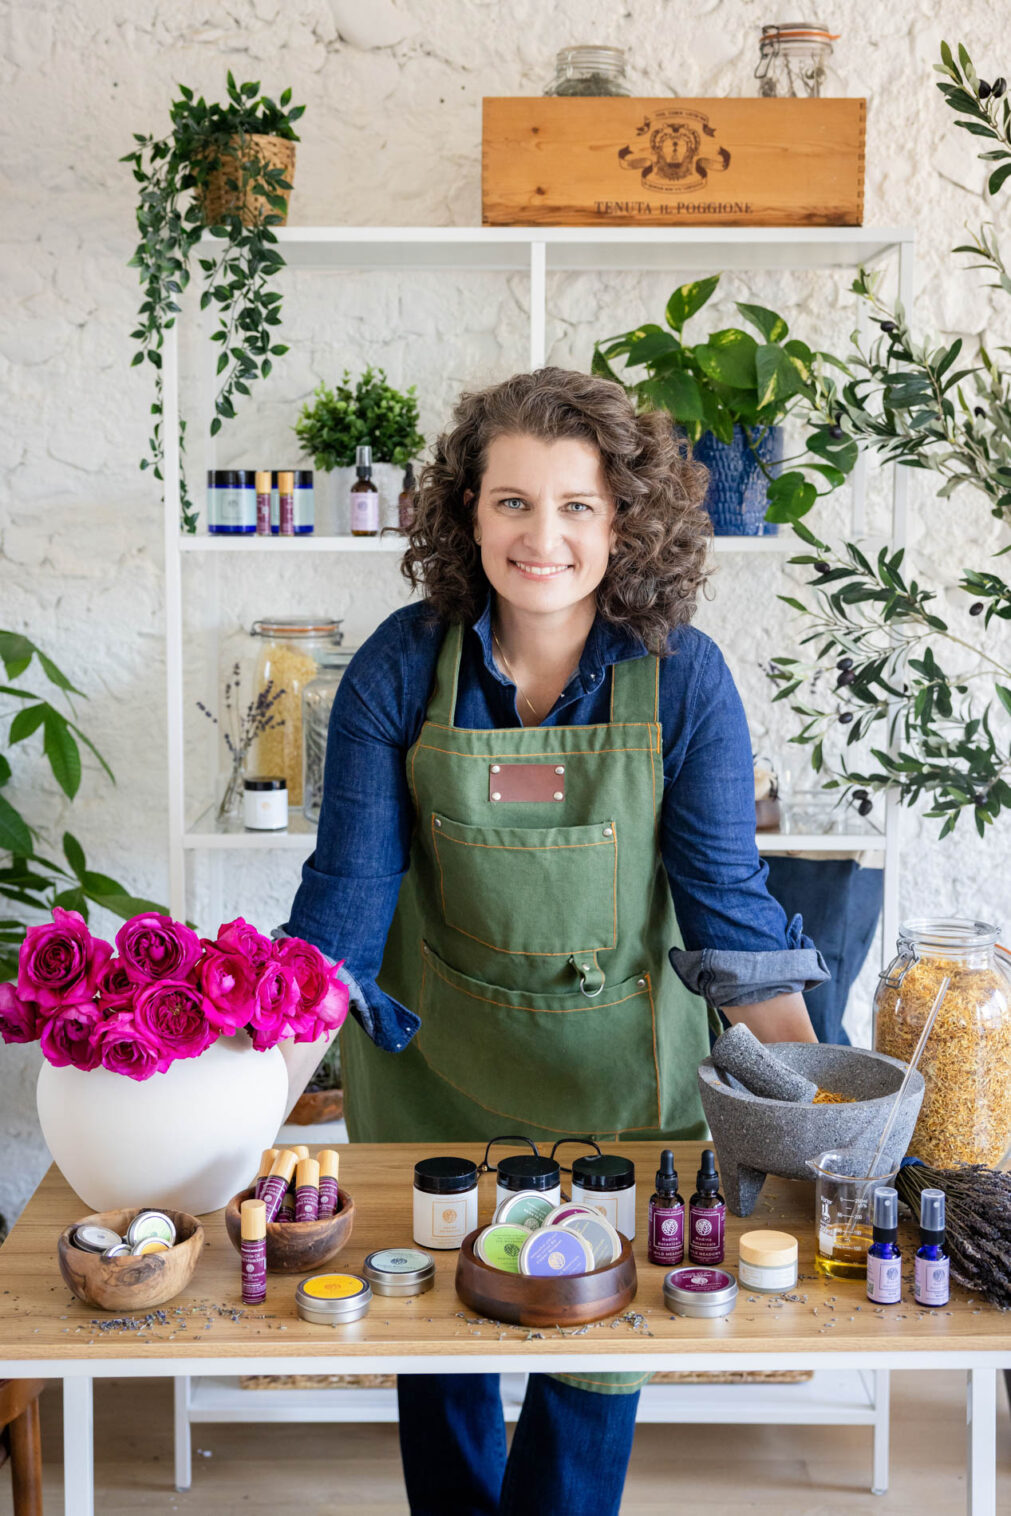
[36,1031,289,1216]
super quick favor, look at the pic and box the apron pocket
[431,812,617,957]
[415,942,662,1136]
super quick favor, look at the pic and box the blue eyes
[499,498,592,513]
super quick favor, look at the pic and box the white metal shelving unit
[163,223,913,953]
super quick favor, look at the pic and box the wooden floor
[2,1373,1009,1513]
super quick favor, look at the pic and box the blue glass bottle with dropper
[866,1186,902,1304]
[914,1188,950,1307]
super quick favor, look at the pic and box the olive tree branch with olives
[121,73,303,531]
[769,42,1011,839]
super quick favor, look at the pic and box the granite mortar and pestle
[698,1024,925,1216]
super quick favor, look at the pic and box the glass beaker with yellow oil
[808,1152,899,1280]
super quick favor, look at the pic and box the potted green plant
[289,1038,343,1125]
[295,365,426,470]
[769,42,1011,837]
[121,73,305,531]
[591,278,856,531]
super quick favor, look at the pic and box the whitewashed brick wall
[2,0,1009,1224]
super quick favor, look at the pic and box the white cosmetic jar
[413,1157,479,1250]
[243,775,288,831]
[737,1230,799,1293]
[571,1154,636,1240]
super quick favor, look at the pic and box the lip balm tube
[260,1149,298,1223]
[291,1146,310,1161]
[278,470,295,535]
[296,1158,320,1222]
[241,1197,267,1304]
[318,1149,340,1218]
[254,1148,279,1200]
[255,470,272,535]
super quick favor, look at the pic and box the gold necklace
[492,629,540,721]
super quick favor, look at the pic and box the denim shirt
[284,598,828,1052]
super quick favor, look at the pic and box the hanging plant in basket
[121,73,305,531]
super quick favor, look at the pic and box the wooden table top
[0,1142,1007,1364]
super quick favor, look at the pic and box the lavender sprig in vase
[198,663,286,822]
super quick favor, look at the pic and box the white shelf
[200,225,915,274]
[183,805,880,854]
[177,533,793,554]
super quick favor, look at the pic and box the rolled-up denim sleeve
[661,637,829,1008]
[282,616,421,1052]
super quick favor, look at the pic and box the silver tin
[126,1210,177,1247]
[663,1266,738,1318]
[101,1243,132,1260]
[71,1225,123,1254]
[361,1248,436,1297]
[295,1274,373,1325]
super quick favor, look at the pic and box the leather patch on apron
[488,762,566,803]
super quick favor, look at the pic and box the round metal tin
[361,1248,436,1297]
[558,1212,623,1267]
[663,1266,738,1318]
[296,1273,372,1325]
[101,1243,131,1260]
[475,1224,529,1273]
[131,1237,171,1256]
[541,1203,602,1228]
[71,1225,123,1254]
[126,1210,177,1248]
[518,1226,595,1278]
[493,1191,556,1231]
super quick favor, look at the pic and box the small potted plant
[295,365,426,527]
[289,1037,343,1125]
[592,276,856,532]
[122,73,305,531]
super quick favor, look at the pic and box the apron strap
[427,622,465,728]
[609,650,661,728]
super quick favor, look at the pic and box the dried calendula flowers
[812,1090,855,1104]
[875,937,1011,1167]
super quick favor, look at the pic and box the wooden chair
[0,1379,45,1516]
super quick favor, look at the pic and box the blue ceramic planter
[693,424,783,536]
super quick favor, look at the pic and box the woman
[283,367,827,1516]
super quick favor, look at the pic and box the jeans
[397,1373,640,1516]
[763,858,884,1045]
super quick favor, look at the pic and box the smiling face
[468,433,617,620]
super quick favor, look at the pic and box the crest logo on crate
[618,109,731,195]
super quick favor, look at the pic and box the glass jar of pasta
[302,648,356,827]
[873,919,1011,1168]
[250,618,342,809]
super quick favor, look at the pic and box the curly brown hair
[401,366,711,655]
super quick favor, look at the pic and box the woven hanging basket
[196,132,295,228]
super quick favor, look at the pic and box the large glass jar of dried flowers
[250,617,342,808]
[874,919,1011,1167]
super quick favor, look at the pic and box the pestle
[709,1023,819,1104]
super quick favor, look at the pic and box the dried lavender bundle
[897,1158,1011,1309]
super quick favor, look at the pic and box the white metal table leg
[174,1375,192,1491]
[871,1368,890,1495]
[967,1368,997,1516]
[63,1375,94,1516]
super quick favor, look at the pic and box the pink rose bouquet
[1,911,348,1081]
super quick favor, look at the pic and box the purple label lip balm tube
[254,1147,279,1200]
[296,1157,321,1222]
[255,470,272,535]
[318,1149,340,1218]
[278,470,295,535]
[241,1197,267,1305]
[260,1149,298,1223]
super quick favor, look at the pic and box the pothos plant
[769,42,1011,838]
[591,277,858,527]
[121,73,305,531]
[0,632,164,981]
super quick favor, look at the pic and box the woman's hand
[723,991,818,1044]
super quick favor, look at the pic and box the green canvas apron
[340,623,718,1393]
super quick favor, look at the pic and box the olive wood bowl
[455,1228,637,1327]
[58,1207,203,1311]
[288,1087,343,1125]
[225,1184,355,1274]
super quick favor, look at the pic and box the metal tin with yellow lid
[295,1273,373,1324]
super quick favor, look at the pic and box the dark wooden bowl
[455,1228,637,1327]
[58,1207,203,1311]
[224,1184,355,1274]
[288,1087,344,1125]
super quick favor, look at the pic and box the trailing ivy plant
[0,632,164,979]
[121,73,304,531]
[295,366,426,471]
[770,41,1011,837]
[591,277,857,527]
